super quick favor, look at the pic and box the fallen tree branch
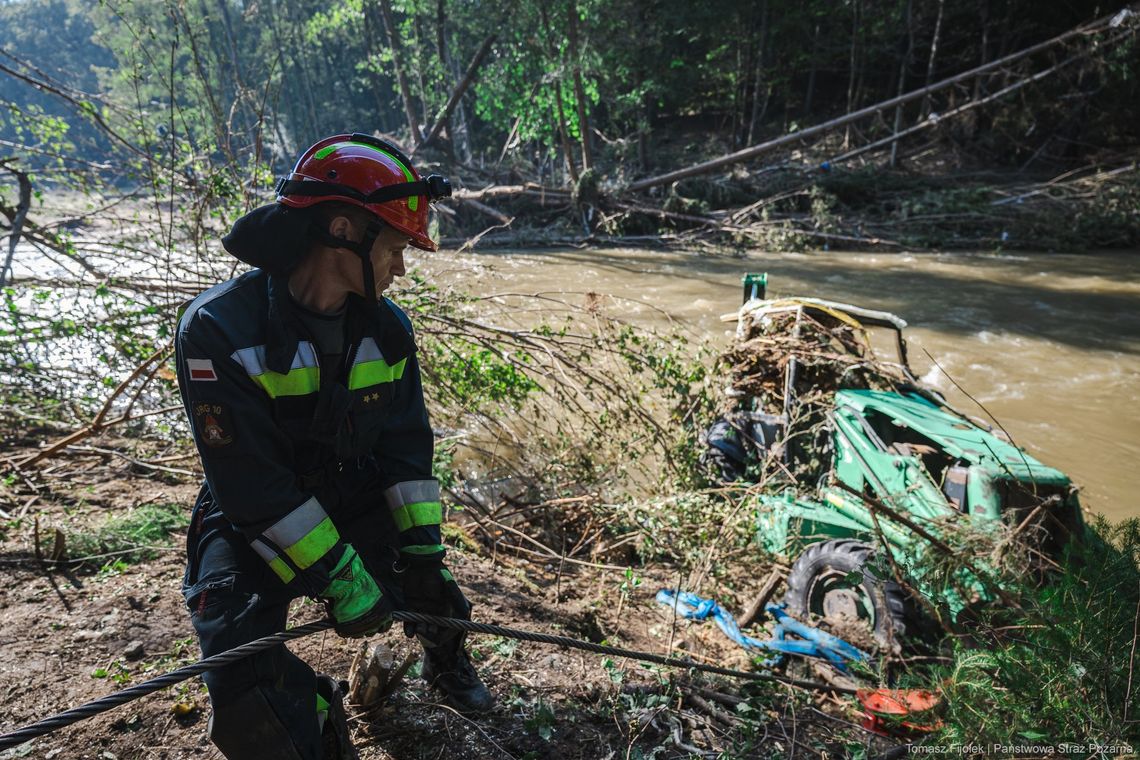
[626,5,1136,191]
[15,343,174,468]
[828,31,1138,168]
[455,217,515,253]
[457,197,513,224]
[0,163,31,289]
[414,32,497,155]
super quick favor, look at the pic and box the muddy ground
[0,426,895,760]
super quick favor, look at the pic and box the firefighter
[175,133,493,760]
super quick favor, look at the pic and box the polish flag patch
[187,358,218,382]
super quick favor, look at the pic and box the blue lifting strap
[655,589,870,674]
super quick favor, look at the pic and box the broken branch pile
[723,303,905,408]
[709,301,913,485]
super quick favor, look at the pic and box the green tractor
[704,274,1086,654]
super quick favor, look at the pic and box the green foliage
[394,275,715,499]
[523,699,556,741]
[424,337,540,410]
[616,491,754,572]
[925,517,1140,745]
[431,438,459,490]
[0,0,1135,193]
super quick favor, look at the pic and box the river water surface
[413,247,1140,523]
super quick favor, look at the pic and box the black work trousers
[182,482,425,760]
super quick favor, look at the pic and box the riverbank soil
[0,425,894,760]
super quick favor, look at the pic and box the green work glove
[320,544,394,638]
[400,556,471,646]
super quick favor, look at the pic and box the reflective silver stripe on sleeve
[382,480,440,510]
[261,496,330,547]
[250,538,280,564]
[231,342,319,376]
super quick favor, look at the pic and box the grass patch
[62,502,188,566]
[926,517,1140,747]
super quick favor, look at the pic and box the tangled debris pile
[705,296,925,486]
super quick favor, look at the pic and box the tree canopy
[1,0,1136,187]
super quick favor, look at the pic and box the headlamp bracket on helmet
[273,174,452,204]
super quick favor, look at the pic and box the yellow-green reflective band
[252,538,297,583]
[391,507,411,533]
[402,543,445,555]
[411,500,441,528]
[316,693,330,714]
[250,366,319,399]
[268,556,297,584]
[264,497,333,547]
[441,568,454,583]
[283,516,340,569]
[348,357,406,390]
[391,501,441,533]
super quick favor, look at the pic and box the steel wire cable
[0,610,855,752]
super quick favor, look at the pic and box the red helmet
[275,133,451,252]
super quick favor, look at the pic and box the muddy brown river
[412,247,1140,523]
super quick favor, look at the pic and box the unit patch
[192,402,235,448]
[187,358,218,382]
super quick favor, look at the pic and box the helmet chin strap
[357,219,383,304]
[308,218,385,303]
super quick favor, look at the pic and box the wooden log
[459,197,513,225]
[452,184,572,201]
[737,567,785,629]
[348,642,417,707]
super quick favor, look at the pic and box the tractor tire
[784,539,909,653]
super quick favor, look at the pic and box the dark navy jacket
[175,268,443,591]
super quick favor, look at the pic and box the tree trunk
[974,0,990,100]
[361,2,390,124]
[552,85,579,184]
[0,166,31,289]
[747,0,769,145]
[434,0,455,159]
[638,89,652,172]
[566,0,593,171]
[412,14,432,126]
[265,0,317,141]
[377,0,423,145]
[540,4,578,183]
[804,23,820,117]
[890,0,914,168]
[844,0,860,148]
[921,0,945,118]
[734,32,747,148]
[414,32,497,154]
[450,50,473,162]
[279,0,320,138]
[216,0,254,140]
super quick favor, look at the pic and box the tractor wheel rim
[809,570,876,630]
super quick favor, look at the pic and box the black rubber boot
[422,643,495,714]
[316,675,359,760]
